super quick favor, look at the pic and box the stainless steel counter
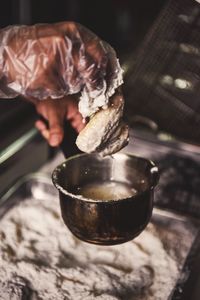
[0,173,199,299]
[1,130,200,299]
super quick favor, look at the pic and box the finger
[47,108,64,147]
[76,122,86,133]
[66,99,79,120]
[40,128,50,141]
[35,102,48,119]
[35,121,50,141]
[35,119,47,131]
[71,114,86,133]
[66,108,78,121]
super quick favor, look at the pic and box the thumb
[47,108,64,147]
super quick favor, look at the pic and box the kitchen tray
[0,173,200,300]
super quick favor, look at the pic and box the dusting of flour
[0,186,194,300]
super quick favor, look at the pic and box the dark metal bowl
[52,153,159,245]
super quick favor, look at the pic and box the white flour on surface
[0,183,195,300]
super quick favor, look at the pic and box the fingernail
[50,135,60,146]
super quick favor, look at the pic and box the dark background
[1,0,165,53]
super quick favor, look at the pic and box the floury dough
[77,45,128,156]
[78,56,124,119]
[0,188,194,300]
[76,91,129,156]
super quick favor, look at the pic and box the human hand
[0,22,126,155]
[34,96,85,147]
[0,22,123,117]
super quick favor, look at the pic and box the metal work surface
[0,173,199,300]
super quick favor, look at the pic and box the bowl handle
[150,166,159,187]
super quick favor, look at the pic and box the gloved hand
[0,21,123,116]
[0,22,126,154]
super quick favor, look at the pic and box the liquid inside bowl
[73,181,138,201]
[52,153,158,245]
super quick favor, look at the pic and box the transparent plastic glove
[0,21,123,118]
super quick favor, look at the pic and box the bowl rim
[52,152,159,203]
